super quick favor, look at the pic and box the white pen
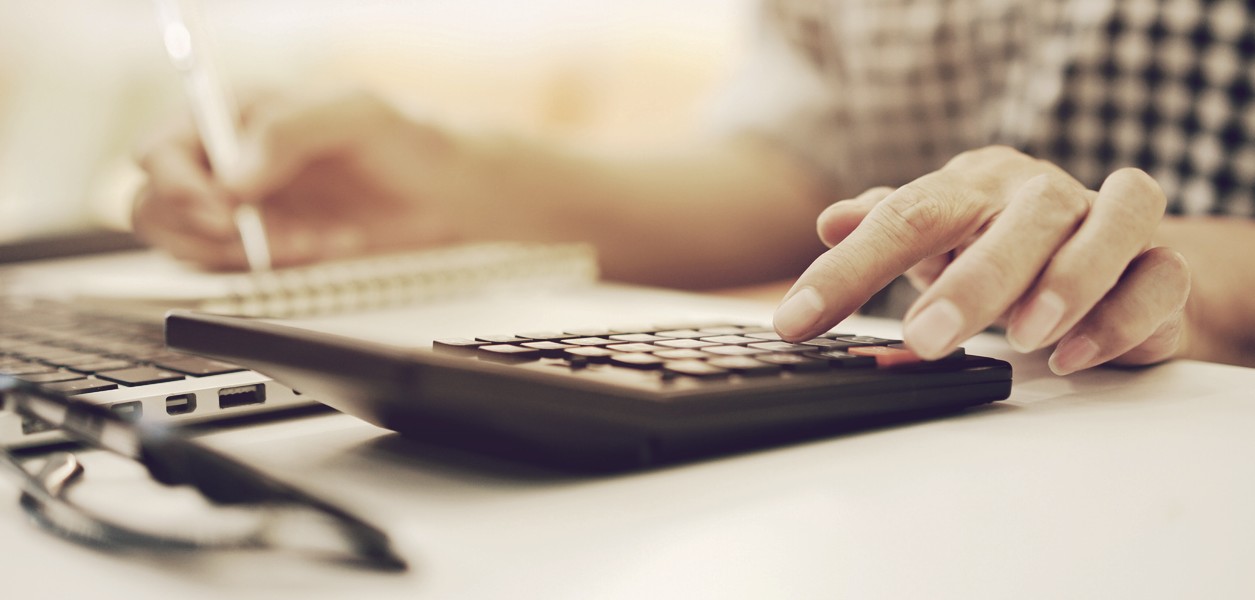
[154,0,272,272]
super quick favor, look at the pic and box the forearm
[1156,216,1255,366]
[457,136,831,289]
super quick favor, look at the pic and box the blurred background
[0,0,752,243]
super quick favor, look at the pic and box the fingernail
[904,298,964,358]
[774,287,825,340]
[1008,290,1066,352]
[1049,335,1100,375]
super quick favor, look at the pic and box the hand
[133,90,477,270]
[773,146,1191,375]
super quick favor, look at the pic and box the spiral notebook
[5,241,599,320]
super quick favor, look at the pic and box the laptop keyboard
[0,298,244,402]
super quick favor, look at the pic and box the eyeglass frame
[0,374,406,571]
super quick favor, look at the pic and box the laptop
[0,229,312,449]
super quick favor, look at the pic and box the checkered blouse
[713,0,1255,217]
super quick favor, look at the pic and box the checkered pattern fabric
[715,0,1255,217]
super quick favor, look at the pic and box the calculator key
[885,344,967,363]
[475,334,529,344]
[610,353,666,369]
[755,353,831,372]
[43,377,120,395]
[606,343,663,353]
[433,338,489,354]
[562,328,614,337]
[818,331,856,339]
[662,360,730,379]
[735,326,774,334]
[706,357,781,376]
[800,338,864,349]
[696,326,746,335]
[654,338,718,349]
[847,345,924,367]
[745,332,784,341]
[95,367,185,386]
[477,344,543,362]
[608,333,666,343]
[835,336,900,346]
[521,341,575,358]
[701,345,762,356]
[653,329,706,339]
[747,341,813,353]
[515,332,572,341]
[564,337,618,346]
[563,347,618,363]
[653,349,711,360]
[806,350,877,368]
[699,335,760,345]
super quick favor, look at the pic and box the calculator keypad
[435,324,960,380]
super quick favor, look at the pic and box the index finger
[773,172,995,340]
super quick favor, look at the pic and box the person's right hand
[133,90,480,270]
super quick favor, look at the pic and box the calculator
[167,313,1012,471]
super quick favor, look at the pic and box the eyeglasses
[0,375,405,571]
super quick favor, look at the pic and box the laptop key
[153,356,248,377]
[95,366,185,386]
[43,377,120,395]
[67,359,138,374]
[0,361,57,376]
[18,371,86,384]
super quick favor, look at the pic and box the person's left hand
[772,145,1192,375]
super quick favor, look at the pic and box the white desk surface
[2,286,1254,599]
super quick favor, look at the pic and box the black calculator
[167,313,1012,471]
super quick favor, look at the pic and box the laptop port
[165,393,197,416]
[218,384,265,409]
[110,401,143,422]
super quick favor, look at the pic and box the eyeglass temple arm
[2,377,406,571]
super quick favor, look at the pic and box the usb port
[165,394,197,416]
[218,384,266,409]
[110,401,144,422]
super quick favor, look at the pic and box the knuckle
[1022,173,1090,221]
[871,185,954,246]
[945,145,1025,170]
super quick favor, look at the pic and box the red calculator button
[846,345,923,367]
